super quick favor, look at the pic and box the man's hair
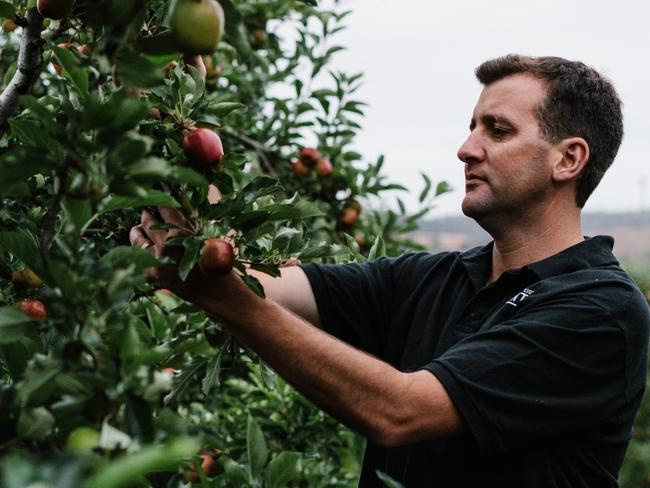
[475,54,624,208]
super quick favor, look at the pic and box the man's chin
[461,197,487,219]
[461,198,499,230]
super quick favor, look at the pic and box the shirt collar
[459,235,618,289]
[523,235,618,280]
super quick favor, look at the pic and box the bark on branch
[221,128,279,175]
[0,8,45,130]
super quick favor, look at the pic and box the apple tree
[0,0,447,486]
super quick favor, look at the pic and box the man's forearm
[194,272,412,445]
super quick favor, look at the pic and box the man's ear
[552,137,590,183]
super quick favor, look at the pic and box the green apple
[66,426,100,453]
[170,0,225,55]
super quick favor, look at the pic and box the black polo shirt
[301,236,650,488]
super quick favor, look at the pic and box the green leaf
[0,2,15,18]
[16,354,61,406]
[178,236,202,281]
[167,166,209,187]
[19,95,52,120]
[115,52,165,89]
[231,210,270,232]
[298,245,333,259]
[419,172,432,203]
[164,358,208,405]
[99,191,180,213]
[134,31,182,55]
[435,180,452,196]
[248,262,280,278]
[205,102,246,118]
[52,45,88,96]
[17,407,54,441]
[63,198,92,233]
[9,119,54,148]
[120,322,142,362]
[100,246,160,272]
[242,274,265,298]
[222,457,250,486]
[265,452,302,488]
[376,470,405,488]
[367,236,386,260]
[0,306,30,328]
[0,231,45,280]
[241,176,282,203]
[0,160,49,196]
[85,437,200,488]
[267,200,325,220]
[126,157,172,180]
[259,360,276,390]
[124,394,155,443]
[0,307,37,345]
[247,414,268,479]
[201,351,223,396]
[111,98,150,132]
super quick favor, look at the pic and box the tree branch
[0,8,45,130]
[221,128,279,175]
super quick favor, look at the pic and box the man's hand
[128,206,228,305]
[128,205,320,324]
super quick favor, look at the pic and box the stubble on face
[458,74,555,231]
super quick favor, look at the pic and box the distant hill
[411,211,650,262]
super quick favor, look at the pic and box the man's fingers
[129,224,151,248]
[158,206,191,237]
[130,225,159,257]
[140,210,167,248]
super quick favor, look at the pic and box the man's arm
[195,271,464,447]
[248,266,321,327]
[131,207,464,446]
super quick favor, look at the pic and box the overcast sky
[322,0,650,217]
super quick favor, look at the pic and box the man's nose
[457,131,484,165]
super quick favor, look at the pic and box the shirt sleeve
[301,252,443,357]
[423,293,640,455]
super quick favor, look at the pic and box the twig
[40,166,69,265]
[0,8,45,130]
[220,128,278,175]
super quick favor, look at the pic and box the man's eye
[491,126,509,138]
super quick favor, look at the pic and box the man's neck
[486,204,584,284]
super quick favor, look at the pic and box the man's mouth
[465,174,486,184]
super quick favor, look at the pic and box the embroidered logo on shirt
[506,288,535,307]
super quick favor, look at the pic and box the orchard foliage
[0,0,448,486]
[620,264,650,488]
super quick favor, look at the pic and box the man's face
[457,73,556,227]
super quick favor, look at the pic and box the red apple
[182,128,224,172]
[292,159,310,177]
[17,299,47,321]
[77,44,91,56]
[199,238,234,276]
[341,207,359,227]
[299,147,320,168]
[37,0,75,20]
[2,19,17,32]
[315,158,333,177]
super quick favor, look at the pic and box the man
[130,55,650,487]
